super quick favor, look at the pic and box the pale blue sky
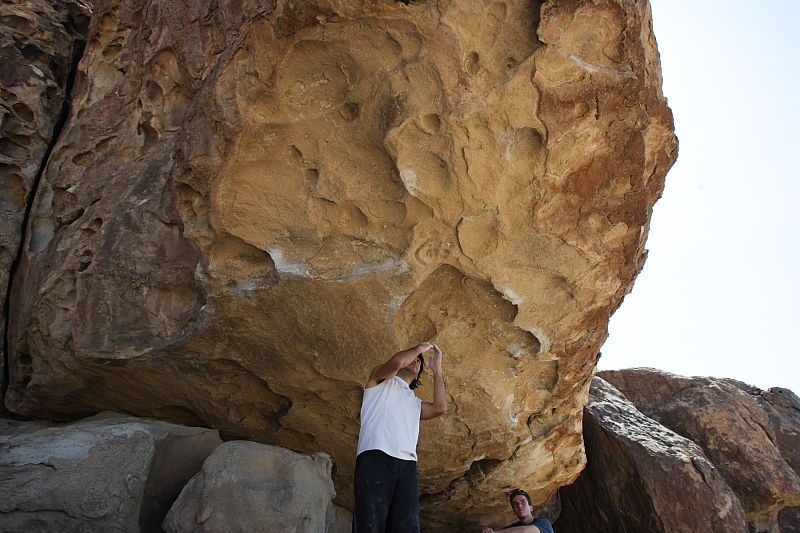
[599,0,800,393]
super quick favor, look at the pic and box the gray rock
[164,441,336,533]
[0,412,221,532]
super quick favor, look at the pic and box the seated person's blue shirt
[503,517,554,533]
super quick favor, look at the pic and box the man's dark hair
[509,488,532,507]
[409,354,424,390]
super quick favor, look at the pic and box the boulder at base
[0,412,221,532]
[558,377,747,533]
[163,441,336,533]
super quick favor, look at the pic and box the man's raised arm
[421,344,447,419]
[366,342,433,388]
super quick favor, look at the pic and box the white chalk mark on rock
[268,247,309,277]
[568,54,636,79]
[399,169,420,196]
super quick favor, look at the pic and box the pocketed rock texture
[600,369,800,532]
[164,441,336,533]
[0,412,221,532]
[557,377,748,533]
[3,0,676,529]
[0,0,90,380]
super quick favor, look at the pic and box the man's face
[405,355,422,373]
[511,495,532,519]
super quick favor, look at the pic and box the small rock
[163,441,336,533]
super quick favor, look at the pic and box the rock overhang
[3,0,676,529]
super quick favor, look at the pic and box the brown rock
[557,377,748,533]
[779,506,800,533]
[0,0,90,390]
[330,506,354,533]
[0,412,221,532]
[757,387,800,475]
[163,441,336,533]
[600,369,800,532]
[4,0,676,529]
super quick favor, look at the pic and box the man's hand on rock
[430,343,443,374]
[417,342,434,353]
[481,528,495,533]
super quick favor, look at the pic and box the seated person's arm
[481,526,543,533]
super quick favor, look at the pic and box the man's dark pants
[353,449,420,533]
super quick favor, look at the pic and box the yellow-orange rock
[4,0,676,529]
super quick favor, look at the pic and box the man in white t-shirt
[352,342,447,533]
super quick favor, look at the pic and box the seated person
[480,489,554,533]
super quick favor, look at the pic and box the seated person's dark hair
[509,488,532,507]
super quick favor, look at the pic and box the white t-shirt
[356,376,422,461]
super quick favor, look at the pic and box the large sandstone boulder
[4,0,676,528]
[600,369,800,532]
[163,441,336,533]
[557,377,747,533]
[0,412,221,532]
[0,0,90,385]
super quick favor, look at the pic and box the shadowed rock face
[600,369,800,532]
[558,378,748,533]
[3,0,675,529]
[0,0,90,385]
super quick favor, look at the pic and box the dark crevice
[2,30,89,414]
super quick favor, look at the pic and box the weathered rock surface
[600,369,800,532]
[0,0,90,388]
[0,412,221,532]
[3,0,676,528]
[163,440,336,533]
[557,377,747,532]
[330,506,354,533]
[756,387,800,476]
[780,506,800,533]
